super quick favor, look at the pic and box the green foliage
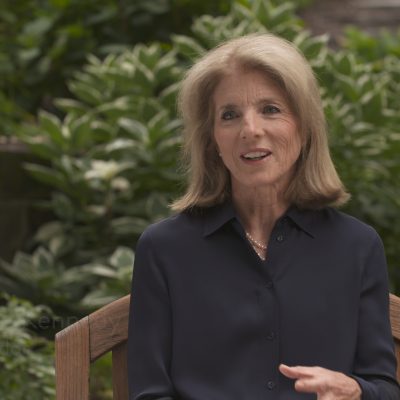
[17,43,184,267]
[0,245,134,315]
[6,0,400,302]
[316,52,400,291]
[343,27,400,62]
[13,0,305,265]
[0,0,230,136]
[0,294,55,400]
[1,0,399,397]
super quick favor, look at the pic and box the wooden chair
[55,295,130,400]
[55,293,400,399]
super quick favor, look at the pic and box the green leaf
[38,111,64,147]
[105,138,137,153]
[70,115,93,149]
[48,235,75,258]
[154,53,181,85]
[133,62,154,91]
[81,264,117,278]
[69,81,103,105]
[270,2,296,26]
[172,35,206,61]
[335,52,354,76]
[252,0,271,26]
[159,82,180,110]
[231,2,255,21]
[361,90,384,123]
[24,163,68,191]
[32,248,54,270]
[109,247,135,269]
[110,217,149,236]
[299,34,329,61]
[135,44,161,69]
[117,117,148,141]
[22,16,54,36]
[34,222,64,243]
[336,74,359,102]
[54,98,87,114]
[18,48,40,64]
[22,138,59,160]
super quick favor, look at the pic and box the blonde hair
[171,33,350,211]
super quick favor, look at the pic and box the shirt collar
[285,205,316,238]
[202,202,236,237]
[202,201,317,238]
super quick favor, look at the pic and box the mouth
[240,150,272,161]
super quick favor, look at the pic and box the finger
[294,377,323,394]
[279,364,316,379]
[317,394,336,400]
[279,364,300,379]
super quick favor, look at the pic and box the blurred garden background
[0,0,399,398]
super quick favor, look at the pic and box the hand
[279,364,362,400]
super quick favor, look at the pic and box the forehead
[213,68,287,106]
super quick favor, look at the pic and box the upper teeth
[243,151,268,159]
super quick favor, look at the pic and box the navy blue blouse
[127,202,400,399]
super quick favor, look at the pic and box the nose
[240,109,261,139]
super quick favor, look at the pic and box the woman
[127,34,400,399]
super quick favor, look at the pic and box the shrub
[9,0,399,297]
[0,0,231,136]
[0,294,55,400]
[1,1,399,398]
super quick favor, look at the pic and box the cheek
[288,134,302,156]
[275,128,301,161]
[214,130,233,153]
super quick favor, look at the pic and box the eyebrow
[217,98,284,112]
[217,103,238,112]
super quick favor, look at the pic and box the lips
[241,149,272,161]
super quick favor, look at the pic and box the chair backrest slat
[55,317,90,400]
[389,294,400,381]
[112,342,129,400]
[390,294,400,339]
[89,295,130,362]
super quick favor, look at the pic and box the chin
[233,174,290,193]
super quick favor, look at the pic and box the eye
[221,110,237,120]
[262,105,280,114]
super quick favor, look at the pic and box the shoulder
[324,207,378,238]
[291,205,382,248]
[314,207,382,250]
[136,209,204,249]
[298,207,387,275]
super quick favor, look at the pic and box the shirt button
[278,217,288,226]
[267,381,276,390]
[266,331,276,340]
[276,234,284,242]
[266,281,274,289]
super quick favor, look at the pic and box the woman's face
[213,69,302,195]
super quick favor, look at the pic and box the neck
[232,184,289,243]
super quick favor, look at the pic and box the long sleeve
[351,233,400,399]
[127,229,177,400]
